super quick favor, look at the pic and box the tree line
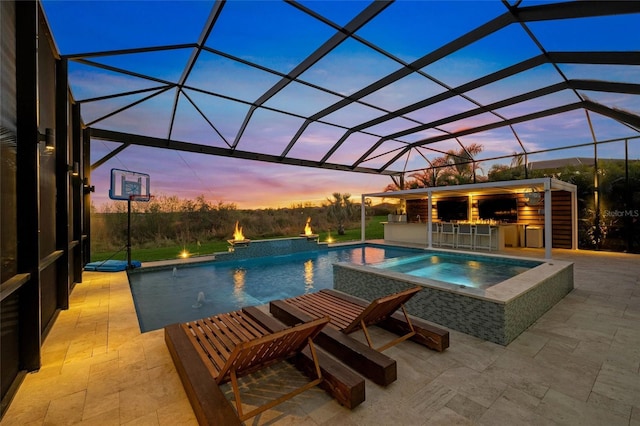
[91,193,391,253]
[92,144,640,254]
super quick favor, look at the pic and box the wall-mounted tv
[478,197,518,222]
[437,199,468,222]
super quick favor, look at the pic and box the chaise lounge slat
[288,292,359,330]
[182,322,226,377]
[221,310,268,340]
[285,293,357,330]
[184,311,274,375]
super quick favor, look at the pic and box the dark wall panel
[1,129,18,282]
[38,9,57,258]
[1,0,22,411]
[1,0,18,283]
[40,265,57,333]
[1,293,20,399]
[552,191,572,249]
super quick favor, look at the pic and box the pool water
[129,245,421,332]
[371,252,541,289]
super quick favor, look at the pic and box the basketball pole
[127,198,132,269]
[110,169,150,270]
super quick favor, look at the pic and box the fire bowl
[227,239,251,247]
[300,234,319,240]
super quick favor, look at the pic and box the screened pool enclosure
[41,0,640,252]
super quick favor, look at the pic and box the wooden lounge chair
[271,298,398,386]
[277,287,421,352]
[271,287,448,386]
[175,310,329,422]
[240,306,365,409]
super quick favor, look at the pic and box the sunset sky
[40,1,640,209]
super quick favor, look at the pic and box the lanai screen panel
[40,0,640,181]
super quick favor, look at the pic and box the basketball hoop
[107,168,153,269]
[109,168,151,201]
[129,194,153,202]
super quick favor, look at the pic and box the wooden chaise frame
[270,288,450,387]
[280,286,421,352]
[180,310,329,422]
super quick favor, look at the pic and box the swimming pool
[371,252,541,289]
[128,244,422,332]
[128,240,572,343]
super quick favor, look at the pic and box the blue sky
[41,1,640,208]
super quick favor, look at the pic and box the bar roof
[364,177,576,200]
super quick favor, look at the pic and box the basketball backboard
[109,168,150,201]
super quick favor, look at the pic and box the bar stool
[474,224,493,251]
[430,222,441,247]
[440,222,456,248]
[456,223,473,249]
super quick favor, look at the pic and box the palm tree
[383,174,411,192]
[326,193,357,235]
[382,145,485,192]
[408,156,451,187]
[510,151,525,168]
[444,143,484,184]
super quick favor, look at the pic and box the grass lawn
[91,215,386,262]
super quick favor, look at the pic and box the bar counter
[382,221,531,250]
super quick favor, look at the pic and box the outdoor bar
[361,178,578,259]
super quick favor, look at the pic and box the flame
[304,217,313,236]
[233,221,245,241]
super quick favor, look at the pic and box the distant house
[527,157,595,171]
[527,157,637,171]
